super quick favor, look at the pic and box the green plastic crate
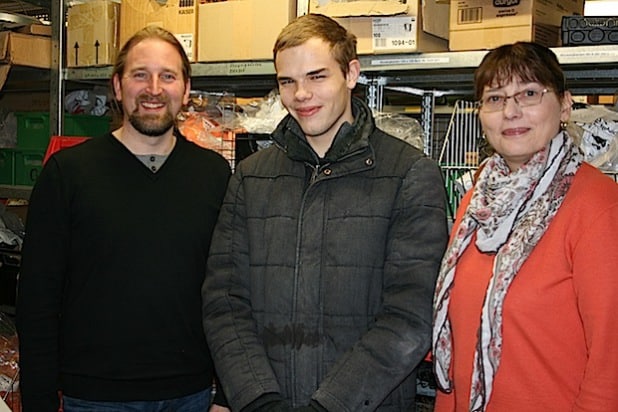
[15,112,50,150]
[65,113,112,137]
[16,112,111,151]
[13,150,45,186]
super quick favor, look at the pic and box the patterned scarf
[432,132,583,412]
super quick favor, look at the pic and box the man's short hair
[273,13,358,77]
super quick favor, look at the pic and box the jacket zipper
[289,152,370,404]
[309,163,322,185]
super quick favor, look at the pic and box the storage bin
[15,112,50,150]
[64,114,112,138]
[15,112,111,151]
[13,150,45,186]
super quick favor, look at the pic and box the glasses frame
[478,88,551,113]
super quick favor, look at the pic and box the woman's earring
[560,121,568,130]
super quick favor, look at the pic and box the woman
[432,42,618,412]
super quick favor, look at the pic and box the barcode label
[458,7,482,24]
[374,38,387,48]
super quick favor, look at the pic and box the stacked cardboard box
[0,31,50,69]
[120,0,199,62]
[0,29,51,93]
[309,0,450,54]
[448,0,585,51]
[67,0,120,67]
[197,0,297,62]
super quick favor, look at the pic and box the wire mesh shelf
[438,100,482,219]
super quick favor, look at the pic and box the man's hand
[210,404,232,412]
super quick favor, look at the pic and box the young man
[203,14,449,412]
[17,26,231,411]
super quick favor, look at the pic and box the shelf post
[421,91,435,157]
[50,0,66,137]
[362,75,386,112]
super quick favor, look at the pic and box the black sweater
[16,132,231,411]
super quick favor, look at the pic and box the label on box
[175,33,194,61]
[372,16,417,51]
[457,7,483,24]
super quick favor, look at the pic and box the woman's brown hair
[474,42,566,100]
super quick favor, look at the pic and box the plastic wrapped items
[0,313,19,411]
[236,89,288,135]
[373,111,424,151]
[569,105,618,172]
[177,91,238,167]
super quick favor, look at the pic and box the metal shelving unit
[62,45,618,151]
[62,45,618,94]
[2,1,618,199]
[3,1,618,127]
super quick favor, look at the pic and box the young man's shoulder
[233,142,284,173]
[372,129,431,165]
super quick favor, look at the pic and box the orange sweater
[435,164,618,412]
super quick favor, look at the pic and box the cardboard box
[0,32,51,69]
[198,0,296,62]
[449,0,585,51]
[67,0,120,67]
[120,0,198,62]
[0,65,9,91]
[310,0,449,54]
[16,24,52,37]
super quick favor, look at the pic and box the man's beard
[128,96,176,137]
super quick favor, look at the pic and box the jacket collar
[272,97,375,164]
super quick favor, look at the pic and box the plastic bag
[64,88,109,116]
[373,111,424,151]
[0,111,16,148]
[177,91,238,166]
[236,89,288,134]
[569,105,618,171]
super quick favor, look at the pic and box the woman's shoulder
[570,163,618,204]
[557,163,618,229]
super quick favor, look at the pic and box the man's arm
[16,159,70,411]
[202,171,282,412]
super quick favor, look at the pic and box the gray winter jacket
[203,97,448,411]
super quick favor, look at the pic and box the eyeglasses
[478,88,552,112]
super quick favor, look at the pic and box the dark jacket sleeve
[16,158,69,412]
[202,170,282,411]
[313,156,448,411]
